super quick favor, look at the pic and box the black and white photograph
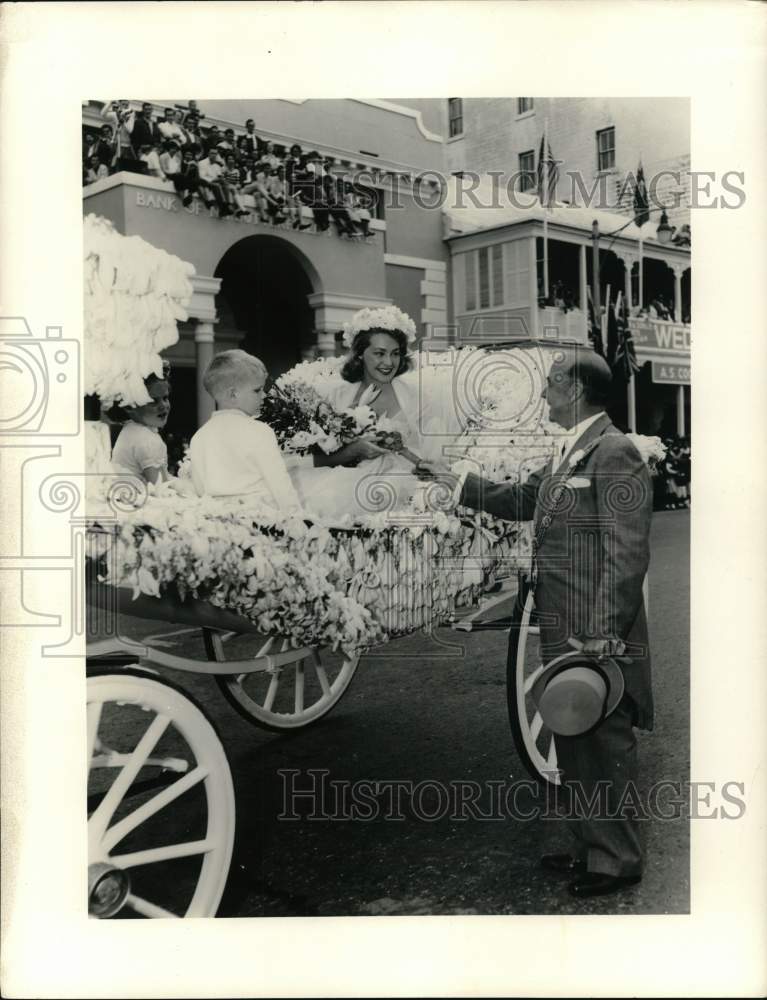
[81,94,692,921]
[2,3,765,997]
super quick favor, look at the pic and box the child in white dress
[110,369,171,485]
[189,350,303,512]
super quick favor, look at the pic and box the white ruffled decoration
[84,214,195,407]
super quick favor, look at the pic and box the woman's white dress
[288,369,466,523]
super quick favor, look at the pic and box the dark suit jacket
[461,413,654,729]
[243,134,260,157]
[130,115,160,151]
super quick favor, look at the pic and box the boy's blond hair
[202,350,267,401]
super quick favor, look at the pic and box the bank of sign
[652,361,690,385]
[629,318,691,354]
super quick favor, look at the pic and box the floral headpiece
[342,305,417,350]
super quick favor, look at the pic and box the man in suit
[129,102,161,152]
[243,118,260,158]
[416,348,653,898]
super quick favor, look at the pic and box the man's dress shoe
[568,872,642,898]
[540,853,586,875]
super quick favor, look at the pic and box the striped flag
[633,162,649,226]
[536,135,558,208]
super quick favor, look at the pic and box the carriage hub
[88,862,130,918]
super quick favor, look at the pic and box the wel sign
[628,318,691,355]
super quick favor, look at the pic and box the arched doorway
[214,235,320,376]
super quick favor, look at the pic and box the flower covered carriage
[84,340,549,920]
[85,344,664,919]
[84,218,665,919]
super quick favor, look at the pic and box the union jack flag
[536,135,558,208]
[611,295,641,381]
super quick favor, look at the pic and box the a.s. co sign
[651,361,691,385]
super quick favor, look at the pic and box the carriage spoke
[124,893,179,919]
[111,837,215,869]
[314,662,331,698]
[102,765,209,854]
[530,711,543,741]
[91,751,188,772]
[87,701,103,764]
[294,660,305,713]
[255,636,275,659]
[90,714,171,834]
[523,662,546,695]
[263,671,280,712]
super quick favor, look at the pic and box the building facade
[83,97,690,443]
[441,97,691,437]
[445,97,691,230]
[83,98,450,436]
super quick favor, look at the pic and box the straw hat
[531,651,625,736]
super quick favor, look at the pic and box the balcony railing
[83,171,387,242]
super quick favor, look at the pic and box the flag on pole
[606,287,618,363]
[633,161,649,311]
[611,291,641,381]
[536,134,558,208]
[633,162,649,226]
[587,286,604,356]
[537,128,558,299]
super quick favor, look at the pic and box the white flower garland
[100,492,526,653]
[341,305,417,350]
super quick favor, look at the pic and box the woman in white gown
[289,306,464,522]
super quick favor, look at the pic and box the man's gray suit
[461,413,653,876]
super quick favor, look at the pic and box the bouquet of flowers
[260,381,377,455]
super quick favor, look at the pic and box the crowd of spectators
[653,434,691,510]
[83,101,375,238]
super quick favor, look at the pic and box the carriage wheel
[506,585,562,787]
[212,632,360,732]
[87,669,235,918]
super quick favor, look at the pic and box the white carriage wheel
[87,671,235,918]
[506,587,562,787]
[214,635,361,732]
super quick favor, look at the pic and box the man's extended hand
[345,437,387,462]
[314,437,387,468]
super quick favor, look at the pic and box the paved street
[93,509,689,917]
